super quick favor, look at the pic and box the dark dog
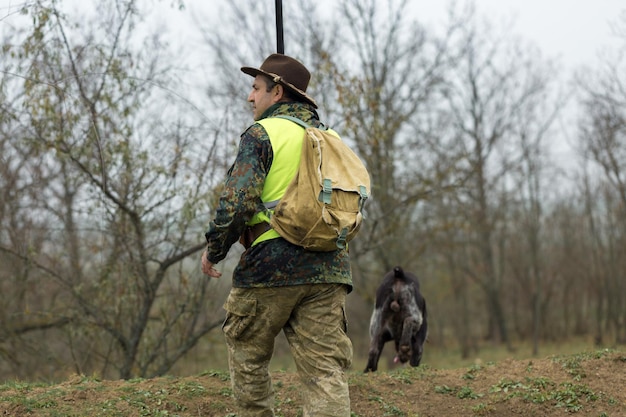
[364,266,428,372]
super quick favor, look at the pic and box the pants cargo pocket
[222,295,257,341]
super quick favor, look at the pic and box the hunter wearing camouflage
[201,54,353,417]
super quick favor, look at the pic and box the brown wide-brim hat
[241,54,317,108]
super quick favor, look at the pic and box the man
[201,54,353,417]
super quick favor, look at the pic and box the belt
[249,222,271,241]
[239,222,272,249]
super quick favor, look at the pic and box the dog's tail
[390,266,406,312]
[394,266,405,279]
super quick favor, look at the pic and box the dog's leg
[364,335,386,372]
[398,316,419,363]
[410,301,428,367]
[364,309,386,372]
[409,339,423,367]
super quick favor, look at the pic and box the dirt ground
[1,349,625,417]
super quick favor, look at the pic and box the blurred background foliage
[0,0,625,381]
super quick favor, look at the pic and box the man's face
[247,75,279,121]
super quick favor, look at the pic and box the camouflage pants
[222,284,353,417]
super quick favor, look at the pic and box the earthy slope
[1,349,625,417]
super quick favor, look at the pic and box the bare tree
[0,0,231,379]
[319,0,469,302]
[575,19,626,343]
[0,18,65,378]
[433,5,562,349]
[507,102,562,355]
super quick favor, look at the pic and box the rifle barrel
[275,0,284,53]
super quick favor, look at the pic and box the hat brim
[241,66,318,108]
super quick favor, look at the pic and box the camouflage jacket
[204,102,353,292]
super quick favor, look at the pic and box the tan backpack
[268,116,371,251]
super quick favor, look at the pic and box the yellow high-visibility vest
[247,117,304,245]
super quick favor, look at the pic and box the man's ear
[273,84,285,103]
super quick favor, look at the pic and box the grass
[418,337,602,370]
[176,332,601,375]
[1,345,623,417]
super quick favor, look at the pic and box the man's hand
[201,250,222,278]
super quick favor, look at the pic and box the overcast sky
[415,0,625,69]
[1,0,624,171]
[2,0,624,70]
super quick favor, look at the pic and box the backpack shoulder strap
[273,115,329,131]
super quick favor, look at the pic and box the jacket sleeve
[204,125,272,263]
